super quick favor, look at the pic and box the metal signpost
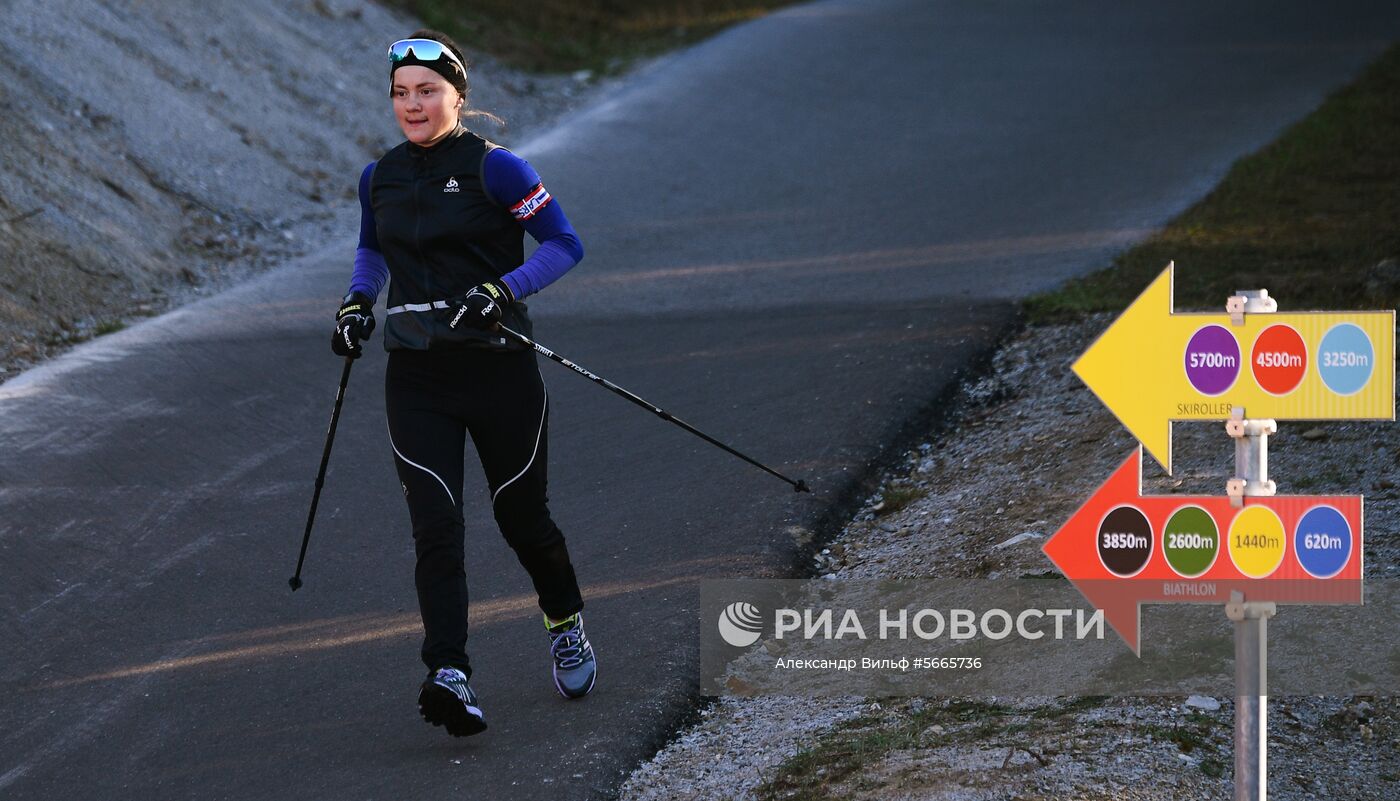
[1044,263,1395,801]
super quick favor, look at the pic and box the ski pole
[289,355,355,591]
[497,325,810,494]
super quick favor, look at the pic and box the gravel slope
[0,0,605,379]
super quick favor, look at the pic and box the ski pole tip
[794,479,810,493]
[288,576,303,592]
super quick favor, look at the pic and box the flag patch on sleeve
[509,183,553,221]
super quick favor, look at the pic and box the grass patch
[1142,722,1210,754]
[875,484,927,516]
[758,698,1229,798]
[1021,569,1069,581]
[757,700,1015,800]
[1139,712,1226,759]
[1027,43,1400,322]
[756,713,910,801]
[1029,695,1109,719]
[1184,710,1225,729]
[381,0,801,74]
[94,320,126,336]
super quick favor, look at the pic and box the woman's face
[392,65,461,147]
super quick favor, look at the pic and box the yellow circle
[1228,506,1286,578]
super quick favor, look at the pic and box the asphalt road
[3,1,1398,798]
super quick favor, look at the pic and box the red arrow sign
[1043,448,1363,654]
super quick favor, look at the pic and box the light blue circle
[1294,506,1352,579]
[1316,323,1374,396]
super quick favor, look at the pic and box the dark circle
[1097,506,1153,577]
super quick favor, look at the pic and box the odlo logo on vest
[444,177,460,193]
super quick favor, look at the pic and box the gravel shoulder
[618,315,1399,800]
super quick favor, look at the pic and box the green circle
[1163,506,1219,578]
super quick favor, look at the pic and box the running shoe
[418,666,487,736]
[546,612,596,699]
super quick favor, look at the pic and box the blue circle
[1316,324,1374,396]
[1294,506,1352,579]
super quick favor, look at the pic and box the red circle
[1251,324,1307,395]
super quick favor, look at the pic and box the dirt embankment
[0,0,595,379]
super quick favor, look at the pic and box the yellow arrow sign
[1073,263,1394,474]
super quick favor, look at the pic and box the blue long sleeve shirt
[348,147,583,301]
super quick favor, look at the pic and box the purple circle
[1184,325,1241,396]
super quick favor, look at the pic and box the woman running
[331,29,595,738]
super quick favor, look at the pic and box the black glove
[448,281,513,331]
[331,291,376,358]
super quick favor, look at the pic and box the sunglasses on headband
[387,38,465,71]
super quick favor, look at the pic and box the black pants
[385,347,583,676]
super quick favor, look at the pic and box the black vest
[371,125,533,351]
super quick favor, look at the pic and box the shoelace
[550,628,590,669]
[435,668,474,702]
